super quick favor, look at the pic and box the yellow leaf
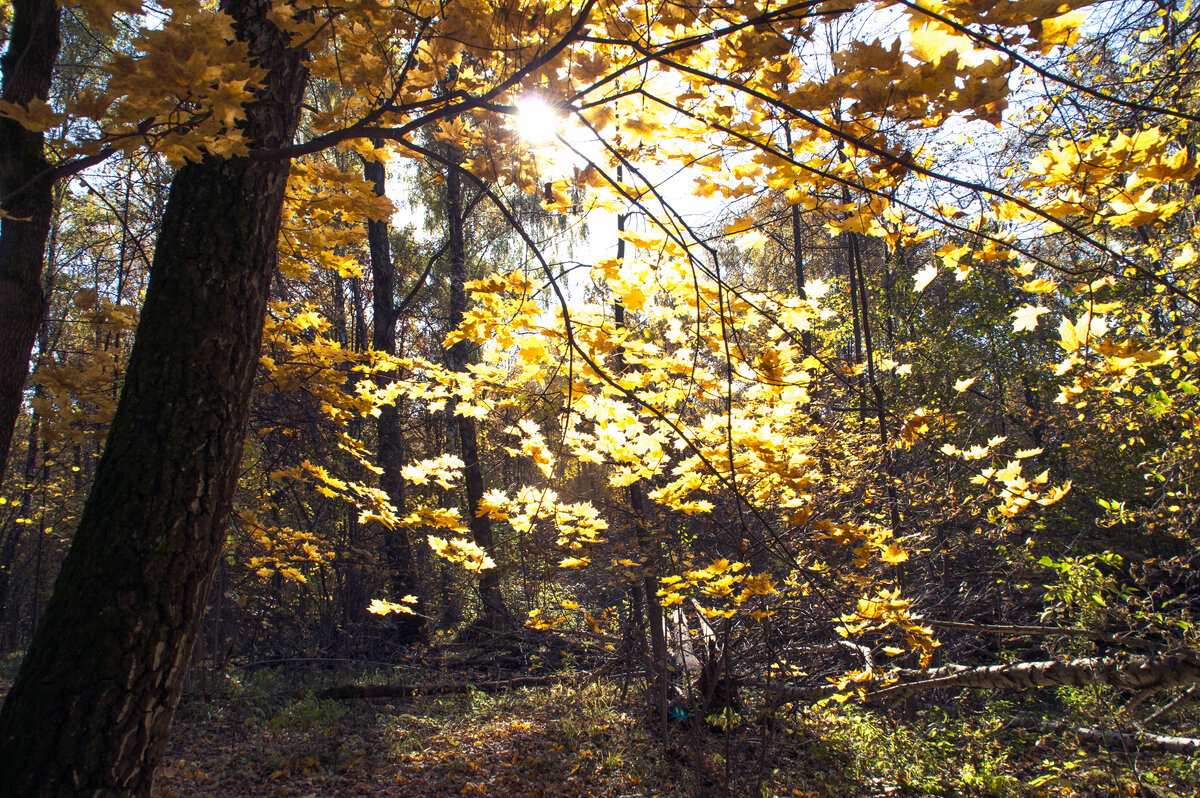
[0,97,66,132]
[880,543,909,564]
[899,408,929,443]
[1011,304,1049,332]
[621,284,647,312]
[724,216,757,236]
[913,264,938,292]
[1032,10,1088,53]
[1019,278,1057,294]
[1108,187,1181,227]
[368,598,416,615]
[428,535,494,571]
[595,258,622,280]
[1038,481,1072,506]
[910,21,974,64]
[1058,315,1082,352]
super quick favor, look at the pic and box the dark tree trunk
[851,232,900,531]
[0,0,59,483]
[445,153,509,631]
[0,0,308,793]
[0,411,40,637]
[611,187,667,726]
[365,145,423,640]
[781,122,811,352]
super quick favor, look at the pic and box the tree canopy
[1,0,1199,793]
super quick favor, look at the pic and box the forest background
[1,0,1200,793]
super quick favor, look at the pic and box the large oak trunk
[0,0,308,794]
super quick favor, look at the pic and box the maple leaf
[1011,304,1050,332]
[1031,10,1088,54]
[899,408,930,443]
[913,264,938,292]
[1107,187,1182,227]
[909,21,974,65]
[1058,312,1105,352]
[1019,278,1058,294]
[620,117,662,148]
[428,536,494,572]
[367,597,417,615]
[0,98,66,132]
[880,543,909,564]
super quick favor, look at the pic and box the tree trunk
[445,150,509,631]
[781,122,811,353]
[0,0,308,793]
[611,181,667,728]
[0,410,40,637]
[365,145,423,640]
[850,233,900,531]
[0,0,59,483]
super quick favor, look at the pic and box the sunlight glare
[514,95,561,146]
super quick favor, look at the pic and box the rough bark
[0,0,59,483]
[0,0,308,794]
[444,148,509,630]
[364,145,422,640]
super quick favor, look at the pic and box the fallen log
[317,673,574,700]
[927,620,1158,651]
[760,650,1200,702]
[877,650,1200,699]
[1009,716,1200,755]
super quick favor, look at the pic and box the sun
[513,95,561,146]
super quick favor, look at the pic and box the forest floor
[3,654,1199,796]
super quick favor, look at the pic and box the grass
[145,667,1200,797]
[3,655,1196,796]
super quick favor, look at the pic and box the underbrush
[146,667,1200,796]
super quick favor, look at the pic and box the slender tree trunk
[0,0,59,483]
[0,0,308,793]
[845,230,866,419]
[0,410,39,638]
[850,233,900,531]
[365,144,423,640]
[444,150,509,630]
[882,244,897,350]
[781,122,811,353]
[611,184,668,727]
